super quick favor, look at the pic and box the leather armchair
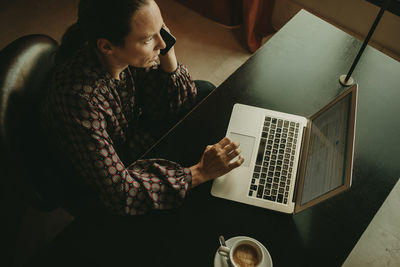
[0,34,60,211]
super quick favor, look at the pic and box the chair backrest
[0,34,59,211]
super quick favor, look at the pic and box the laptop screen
[300,89,355,205]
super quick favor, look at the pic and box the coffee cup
[218,237,264,267]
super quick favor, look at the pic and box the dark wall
[366,0,400,16]
[175,0,243,26]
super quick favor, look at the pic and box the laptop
[211,84,358,214]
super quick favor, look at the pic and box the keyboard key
[249,191,253,196]
[277,194,283,203]
[250,185,257,190]
[253,173,260,178]
[260,179,265,184]
[257,185,264,198]
[256,140,266,165]
[261,173,267,178]
[263,195,274,201]
[284,198,288,204]
[266,183,272,189]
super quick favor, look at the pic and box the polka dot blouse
[41,46,198,216]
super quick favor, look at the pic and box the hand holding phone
[160,27,176,55]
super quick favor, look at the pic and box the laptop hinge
[292,124,308,203]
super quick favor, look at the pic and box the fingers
[228,155,245,170]
[225,141,239,152]
[217,137,231,148]
[227,147,241,160]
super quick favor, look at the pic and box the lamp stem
[343,0,392,84]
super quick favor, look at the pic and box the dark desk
[31,10,400,267]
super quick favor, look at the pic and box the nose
[156,33,166,51]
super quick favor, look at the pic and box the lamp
[339,0,394,86]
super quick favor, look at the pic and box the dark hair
[56,0,149,63]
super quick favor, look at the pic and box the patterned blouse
[41,45,197,216]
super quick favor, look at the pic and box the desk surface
[31,10,400,267]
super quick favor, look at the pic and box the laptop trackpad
[228,132,256,167]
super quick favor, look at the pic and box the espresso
[232,244,260,267]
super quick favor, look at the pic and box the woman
[41,0,243,216]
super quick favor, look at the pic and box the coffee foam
[232,244,260,267]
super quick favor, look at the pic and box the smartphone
[160,27,176,55]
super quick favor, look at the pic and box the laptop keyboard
[248,116,300,204]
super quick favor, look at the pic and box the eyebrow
[138,25,164,40]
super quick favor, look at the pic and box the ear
[96,38,114,55]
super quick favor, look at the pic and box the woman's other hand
[190,137,244,188]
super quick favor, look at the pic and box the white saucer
[214,236,273,267]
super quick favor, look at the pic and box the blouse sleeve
[133,62,197,121]
[58,90,192,216]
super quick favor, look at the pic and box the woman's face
[112,0,166,68]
